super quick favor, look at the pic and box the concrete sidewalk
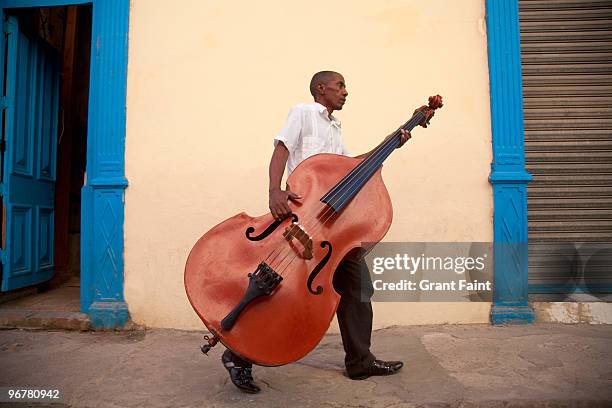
[0,324,611,408]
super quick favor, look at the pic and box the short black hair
[310,71,341,97]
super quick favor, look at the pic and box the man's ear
[316,83,326,95]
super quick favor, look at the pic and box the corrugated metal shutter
[519,0,612,296]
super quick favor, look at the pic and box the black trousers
[224,248,375,376]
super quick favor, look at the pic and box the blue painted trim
[0,0,90,8]
[489,171,532,184]
[88,178,128,188]
[89,301,129,329]
[80,0,130,329]
[1,0,129,328]
[491,305,534,325]
[486,0,534,325]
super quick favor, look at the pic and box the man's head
[309,71,348,113]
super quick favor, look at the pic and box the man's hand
[358,129,413,159]
[269,187,301,220]
[397,129,411,148]
[383,129,411,149]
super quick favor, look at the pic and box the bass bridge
[283,222,314,260]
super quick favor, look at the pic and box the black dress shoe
[348,359,404,380]
[221,350,261,394]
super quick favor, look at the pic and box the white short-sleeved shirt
[274,102,350,175]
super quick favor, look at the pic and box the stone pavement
[0,324,611,408]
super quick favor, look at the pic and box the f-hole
[245,213,298,241]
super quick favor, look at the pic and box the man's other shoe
[221,351,261,394]
[348,359,404,380]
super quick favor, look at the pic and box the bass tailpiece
[220,262,283,331]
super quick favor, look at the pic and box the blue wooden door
[1,16,60,291]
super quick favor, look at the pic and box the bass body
[184,153,392,366]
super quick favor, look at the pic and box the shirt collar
[314,102,341,127]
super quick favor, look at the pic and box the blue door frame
[486,0,534,324]
[0,0,129,328]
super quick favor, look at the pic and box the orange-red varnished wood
[184,153,393,366]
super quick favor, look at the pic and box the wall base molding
[491,304,535,325]
[89,301,129,329]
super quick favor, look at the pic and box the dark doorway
[0,5,91,313]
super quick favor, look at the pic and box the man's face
[320,74,348,111]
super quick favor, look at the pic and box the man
[222,71,411,394]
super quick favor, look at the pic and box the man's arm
[354,129,412,159]
[269,142,301,220]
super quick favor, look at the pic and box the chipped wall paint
[533,302,612,324]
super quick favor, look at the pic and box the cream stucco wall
[124,0,493,329]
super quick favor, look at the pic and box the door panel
[38,206,54,272]
[1,15,60,291]
[9,205,31,276]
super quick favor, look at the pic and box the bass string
[269,135,397,269]
[275,111,425,271]
[264,121,408,270]
[276,132,405,276]
[296,110,425,239]
[271,129,405,273]
[270,110,425,274]
[273,113,423,274]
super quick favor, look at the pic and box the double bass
[184,95,443,366]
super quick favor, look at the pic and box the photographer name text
[373,279,491,291]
